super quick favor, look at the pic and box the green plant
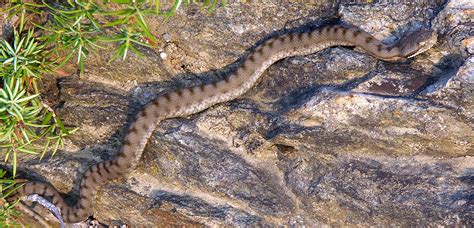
[0,169,22,226]
[0,29,77,177]
[3,0,226,75]
[0,1,43,32]
[0,30,54,78]
[100,1,157,61]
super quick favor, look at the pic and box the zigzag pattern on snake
[9,23,437,223]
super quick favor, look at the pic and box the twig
[15,201,50,227]
[24,194,65,228]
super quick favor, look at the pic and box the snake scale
[9,24,437,223]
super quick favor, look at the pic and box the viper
[9,23,437,223]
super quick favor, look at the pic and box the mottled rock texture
[9,0,474,226]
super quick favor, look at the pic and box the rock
[432,0,474,57]
[12,1,473,226]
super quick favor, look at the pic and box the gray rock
[432,0,474,57]
[13,1,473,226]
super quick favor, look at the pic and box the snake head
[398,28,438,58]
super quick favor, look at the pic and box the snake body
[10,24,436,223]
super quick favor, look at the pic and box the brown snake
[9,24,437,223]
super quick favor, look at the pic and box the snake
[8,23,437,223]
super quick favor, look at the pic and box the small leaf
[104,17,129,27]
[112,0,132,3]
[17,147,38,155]
[0,97,9,104]
[135,9,157,44]
[16,93,40,103]
[40,139,50,160]
[12,151,17,177]
[4,82,13,100]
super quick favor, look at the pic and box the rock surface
[10,1,474,226]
